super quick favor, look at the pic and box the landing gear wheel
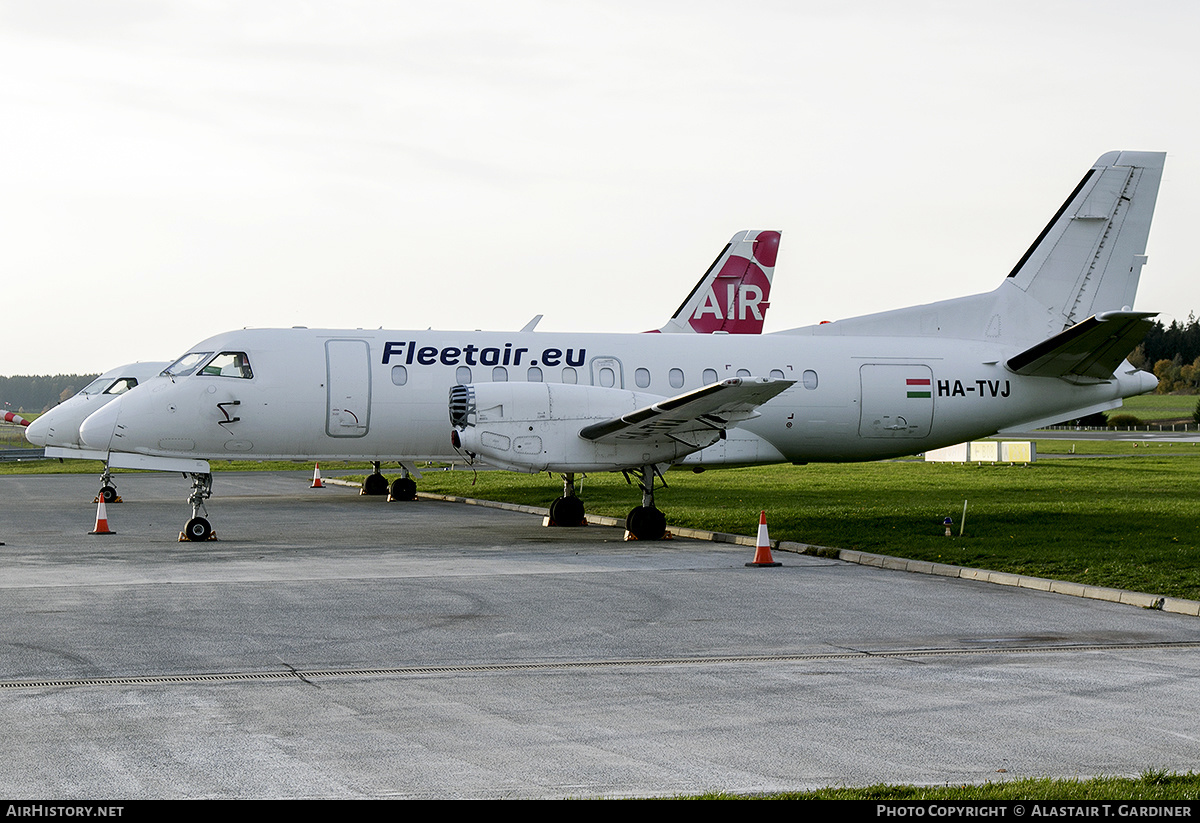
[625,505,667,541]
[388,477,417,501]
[183,516,213,542]
[549,495,586,527]
[100,486,118,504]
[362,473,389,496]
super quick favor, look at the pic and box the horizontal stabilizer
[1006,311,1157,379]
[579,377,793,443]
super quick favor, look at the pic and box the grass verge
[384,455,1200,601]
[697,769,1200,799]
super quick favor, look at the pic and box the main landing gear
[361,462,418,501]
[180,472,216,542]
[623,464,668,541]
[546,466,669,539]
[548,472,586,527]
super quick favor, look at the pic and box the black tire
[626,506,667,540]
[550,495,585,527]
[362,473,389,496]
[100,486,118,504]
[389,477,417,501]
[183,517,212,542]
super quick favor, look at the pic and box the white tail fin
[654,230,779,334]
[1006,151,1164,330]
[801,152,1165,350]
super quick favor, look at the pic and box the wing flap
[579,377,793,443]
[1006,311,1157,379]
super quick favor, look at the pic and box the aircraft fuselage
[78,326,1154,470]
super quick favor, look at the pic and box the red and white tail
[654,230,779,334]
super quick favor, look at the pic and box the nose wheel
[183,516,213,542]
[179,472,217,542]
[95,466,121,504]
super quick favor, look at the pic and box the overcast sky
[2,0,1197,375]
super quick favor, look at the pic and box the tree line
[0,374,99,413]
[1127,313,1200,394]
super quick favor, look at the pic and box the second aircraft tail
[655,230,779,334]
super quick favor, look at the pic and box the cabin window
[669,368,684,389]
[492,366,508,382]
[803,369,818,390]
[456,366,472,383]
[527,366,543,382]
[391,365,407,386]
[201,352,253,379]
[599,367,615,388]
[562,367,578,384]
[634,368,650,388]
[736,368,750,378]
[770,369,785,380]
[702,369,717,384]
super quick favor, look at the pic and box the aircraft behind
[71,152,1164,541]
[24,361,170,501]
[26,362,170,453]
[653,230,778,333]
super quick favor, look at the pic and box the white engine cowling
[449,382,714,472]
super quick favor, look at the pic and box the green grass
[696,769,1200,799]
[1120,394,1199,421]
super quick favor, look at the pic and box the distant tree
[1128,344,1148,370]
[1153,357,1181,394]
[0,374,98,412]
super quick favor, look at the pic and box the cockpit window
[103,377,138,395]
[80,377,112,395]
[163,351,214,378]
[200,352,253,379]
[80,376,140,396]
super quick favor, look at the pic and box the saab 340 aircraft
[68,152,1164,542]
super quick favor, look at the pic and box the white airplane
[27,231,779,509]
[24,361,170,501]
[72,152,1163,542]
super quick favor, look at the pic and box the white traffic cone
[311,463,325,488]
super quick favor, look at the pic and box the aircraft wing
[1006,311,1158,380]
[578,377,793,444]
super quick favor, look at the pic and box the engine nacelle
[448,382,713,472]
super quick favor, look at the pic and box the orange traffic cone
[89,498,116,535]
[311,463,325,488]
[745,510,780,567]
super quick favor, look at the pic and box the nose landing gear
[95,466,120,504]
[180,472,216,542]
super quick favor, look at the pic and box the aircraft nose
[80,401,121,451]
[24,414,50,446]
